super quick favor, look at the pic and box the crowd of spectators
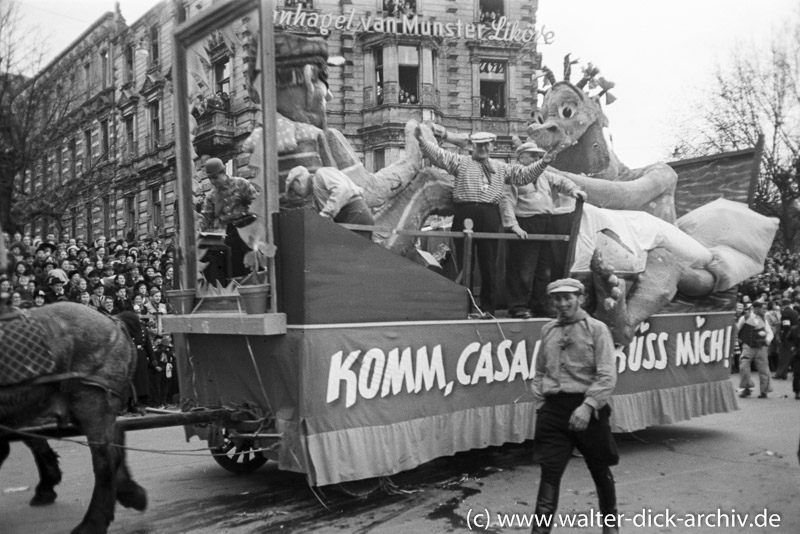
[735,247,800,394]
[1,230,179,407]
[479,9,502,25]
[398,88,418,104]
[480,95,505,118]
[383,0,416,17]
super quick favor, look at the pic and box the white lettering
[457,342,480,385]
[358,348,385,400]
[471,343,494,385]
[414,345,447,393]
[494,339,512,382]
[381,347,415,397]
[655,332,668,370]
[675,332,694,366]
[508,340,532,381]
[326,350,360,407]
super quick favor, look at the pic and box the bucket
[164,288,197,315]
[237,284,270,314]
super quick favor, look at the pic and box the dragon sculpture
[249,32,775,344]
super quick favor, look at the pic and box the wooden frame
[172,0,280,313]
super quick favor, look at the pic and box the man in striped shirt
[414,124,555,316]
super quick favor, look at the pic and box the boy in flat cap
[531,278,619,534]
[285,165,375,239]
[414,124,556,316]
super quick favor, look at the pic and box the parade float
[160,0,778,487]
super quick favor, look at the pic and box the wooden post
[563,197,584,278]
[462,218,474,291]
[259,0,279,314]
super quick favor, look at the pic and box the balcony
[193,108,235,152]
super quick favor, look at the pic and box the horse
[0,230,146,534]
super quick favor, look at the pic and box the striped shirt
[419,137,549,204]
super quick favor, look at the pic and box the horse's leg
[70,391,122,534]
[113,424,147,511]
[25,438,62,506]
[0,437,9,467]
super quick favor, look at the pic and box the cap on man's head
[469,132,497,144]
[752,300,765,308]
[286,166,311,189]
[204,158,225,176]
[547,278,585,295]
[515,141,546,157]
[36,242,56,255]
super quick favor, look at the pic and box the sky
[14,0,799,167]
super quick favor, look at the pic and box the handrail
[342,201,585,300]
[340,225,572,241]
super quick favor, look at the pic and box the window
[479,0,504,24]
[100,119,110,157]
[85,202,93,241]
[40,156,48,190]
[124,115,135,161]
[383,0,416,17]
[83,129,93,167]
[148,100,161,151]
[70,207,77,239]
[479,60,507,118]
[150,187,163,234]
[149,26,160,65]
[212,57,231,110]
[374,149,386,172]
[103,195,112,237]
[374,48,384,105]
[84,62,91,96]
[284,0,314,8]
[68,139,77,178]
[100,50,109,88]
[125,195,136,234]
[56,146,63,184]
[398,46,419,104]
[124,44,134,82]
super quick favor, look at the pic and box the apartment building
[21,0,543,242]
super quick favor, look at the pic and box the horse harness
[0,310,130,403]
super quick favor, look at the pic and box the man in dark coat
[775,298,799,379]
[129,317,154,411]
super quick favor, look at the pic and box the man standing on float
[414,124,554,317]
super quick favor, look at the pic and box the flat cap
[547,278,585,294]
[515,141,546,156]
[286,166,311,189]
[469,132,497,144]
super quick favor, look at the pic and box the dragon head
[527,81,612,175]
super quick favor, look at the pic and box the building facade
[20,0,543,243]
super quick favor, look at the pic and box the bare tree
[0,0,93,234]
[674,15,800,249]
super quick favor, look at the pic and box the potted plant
[235,241,275,314]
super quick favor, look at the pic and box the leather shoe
[739,388,751,398]
[757,392,768,398]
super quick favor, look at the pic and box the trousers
[452,202,501,312]
[739,344,770,393]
